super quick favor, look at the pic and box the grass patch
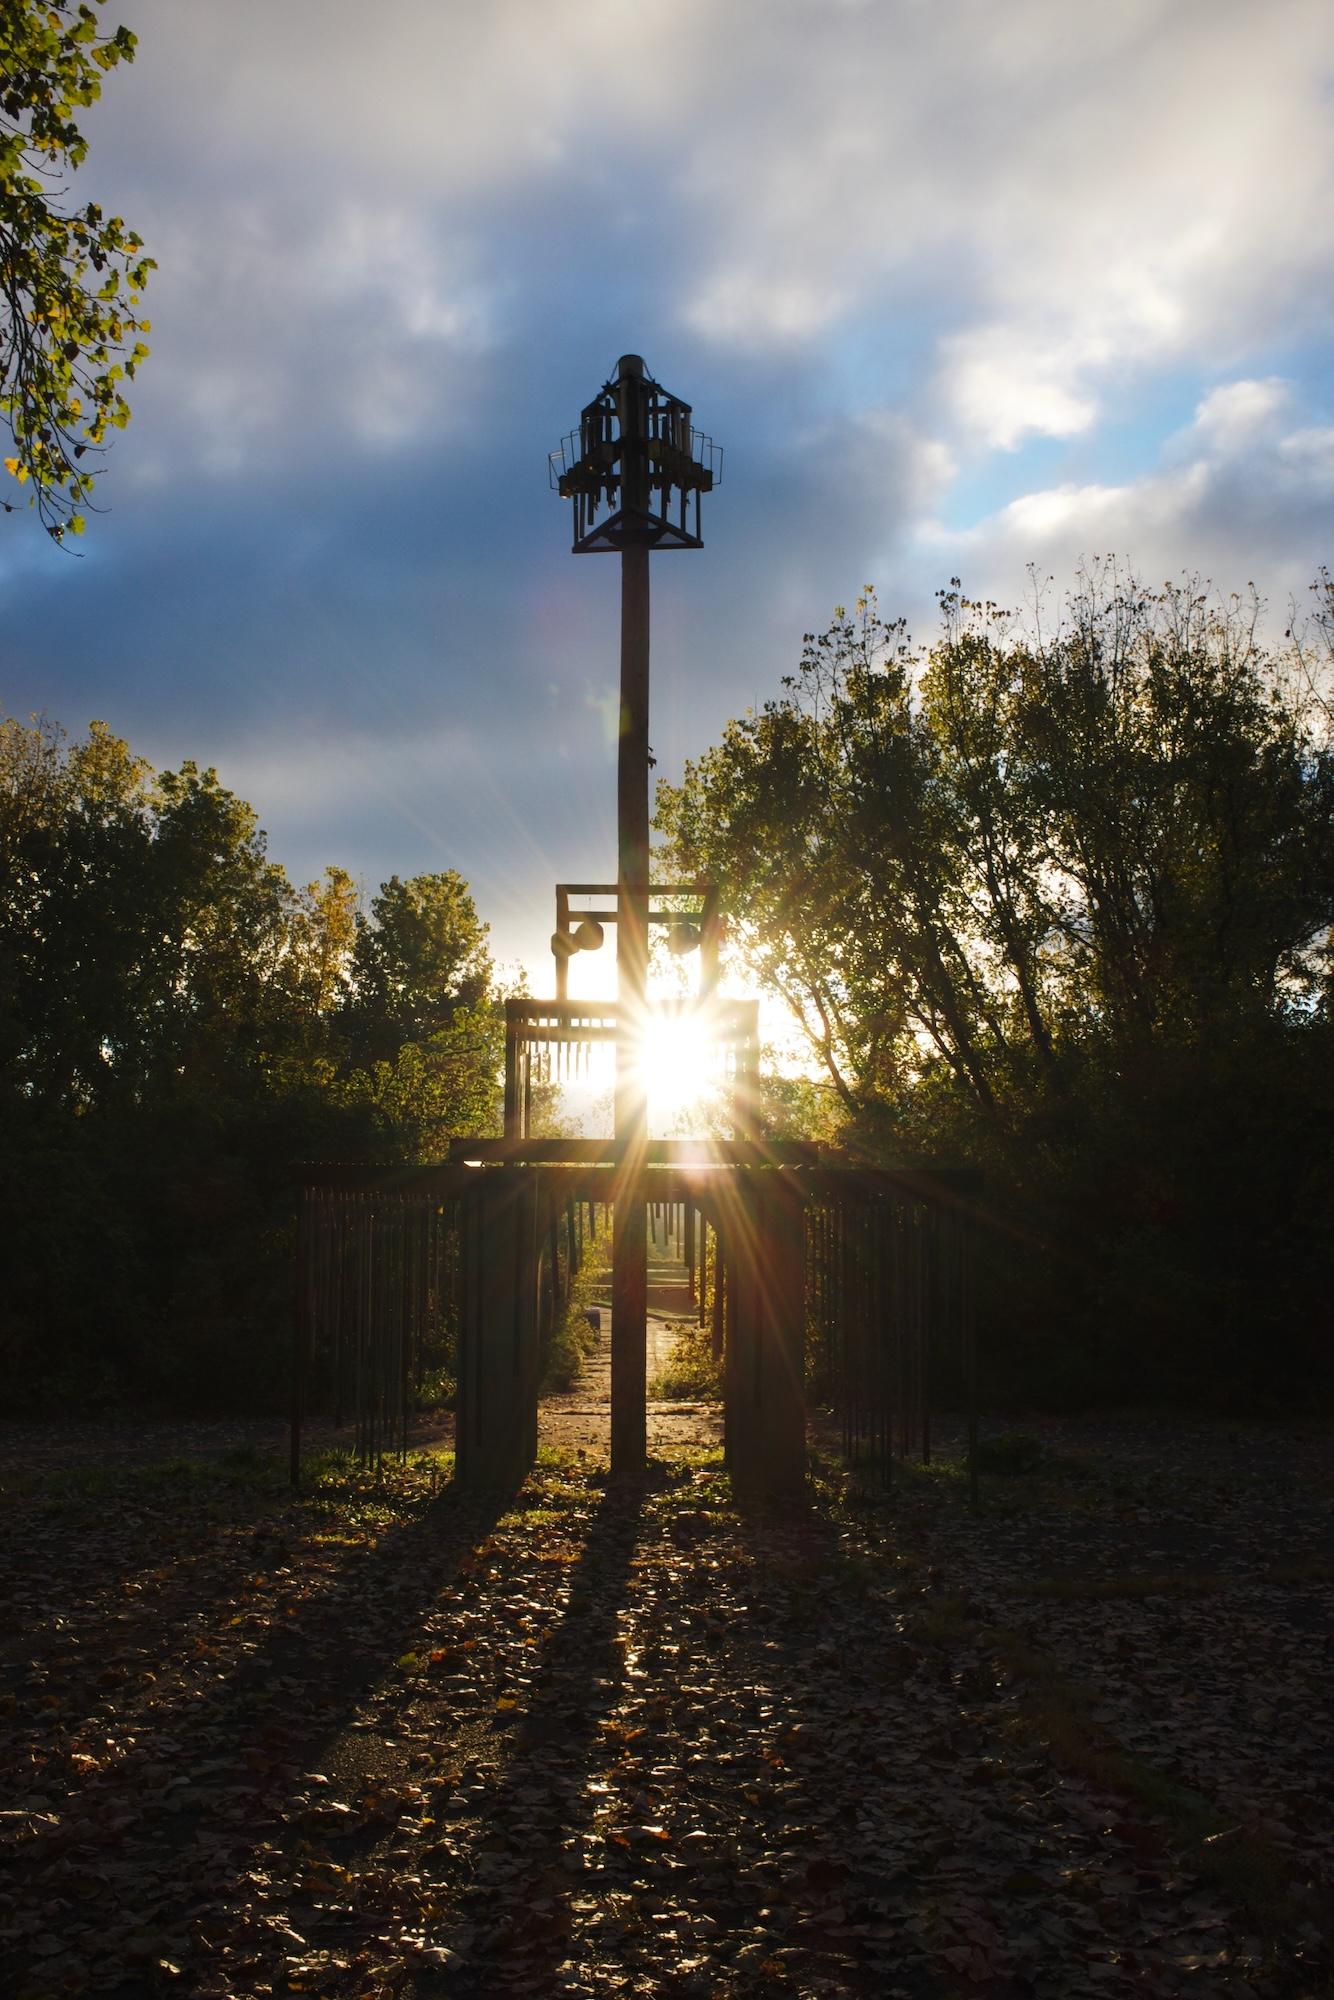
[296,1444,454,1528]
[410,1362,456,1412]
[903,1593,972,1645]
[972,1431,1049,1476]
[1,1448,291,1505]
[648,1318,721,1400]
[968,1432,1097,1485]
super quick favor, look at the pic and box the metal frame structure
[549,355,724,1475]
[293,1144,980,1500]
[549,372,721,554]
[502,994,759,1140]
[550,880,722,1002]
[293,355,983,1503]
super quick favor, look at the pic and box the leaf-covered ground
[1,1392,1330,1999]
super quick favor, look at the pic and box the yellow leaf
[3,458,28,485]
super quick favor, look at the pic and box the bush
[649,1318,722,1400]
[539,1249,608,1394]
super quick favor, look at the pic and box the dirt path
[2,1411,1333,1997]
[3,1298,1331,1999]
[540,1243,723,1458]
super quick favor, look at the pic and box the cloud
[9,0,1334,978]
[1186,378,1291,451]
[91,1,1334,451]
[681,273,848,348]
[941,329,1102,450]
[669,2,1334,449]
[919,377,1334,616]
[111,193,505,485]
[61,0,1331,555]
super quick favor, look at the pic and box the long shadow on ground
[411,1481,645,1994]
[0,1475,508,1999]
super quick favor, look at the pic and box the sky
[4,0,1332,992]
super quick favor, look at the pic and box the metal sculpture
[550,355,720,1476]
[293,356,984,1504]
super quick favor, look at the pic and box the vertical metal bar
[701,887,720,998]
[880,1197,893,1491]
[503,1001,521,1140]
[964,1213,978,1507]
[612,367,650,1478]
[556,887,570,1002]
[711,1224,725,1364]
[920,1207,933,1467]
[290,1191,309,1488]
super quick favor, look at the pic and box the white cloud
[664,2,1334,439]
[205,719,477,823]
[15,0,1334,938]
[1188,378,1291,450]
[681,273,848,347]
[106,0,711,198]
[120,196,503,477]
[941,329,1102,449]
[919,378,1334,615]
[88,1,1334,474]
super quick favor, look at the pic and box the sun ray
[635,1007,719,1136]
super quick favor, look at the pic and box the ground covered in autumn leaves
[2,1405,1331,1999]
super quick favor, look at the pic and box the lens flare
[636,1008,717,1134]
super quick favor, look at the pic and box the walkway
[540,1232,723,1458]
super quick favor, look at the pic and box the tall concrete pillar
[455,1169,541,1490]
[724,1175,807,1501]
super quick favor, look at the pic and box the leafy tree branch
[0,0,154,539]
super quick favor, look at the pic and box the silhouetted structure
[293,357,978,1501]
[549,355,720,1475]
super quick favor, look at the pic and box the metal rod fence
[810,1187,976,1488]
[292,1188,460,1481]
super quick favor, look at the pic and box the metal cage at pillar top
[549,354,722,553]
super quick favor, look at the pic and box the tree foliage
[0,0,153,538]
[0,715,502,1406]
[345,871,492,1066]
[657,567,1334,1406]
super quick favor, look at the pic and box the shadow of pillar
[455,1169,541,1491]
[437,1485,644,1991]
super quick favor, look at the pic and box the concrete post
[725,1175,807,1502]
[455,1170,541,1490]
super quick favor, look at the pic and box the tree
[344,870,493,1067]
[0,0,153,539]
[656,569,1334,1405]
[0,716,504,1407]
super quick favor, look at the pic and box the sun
[637,1008,717,1135]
